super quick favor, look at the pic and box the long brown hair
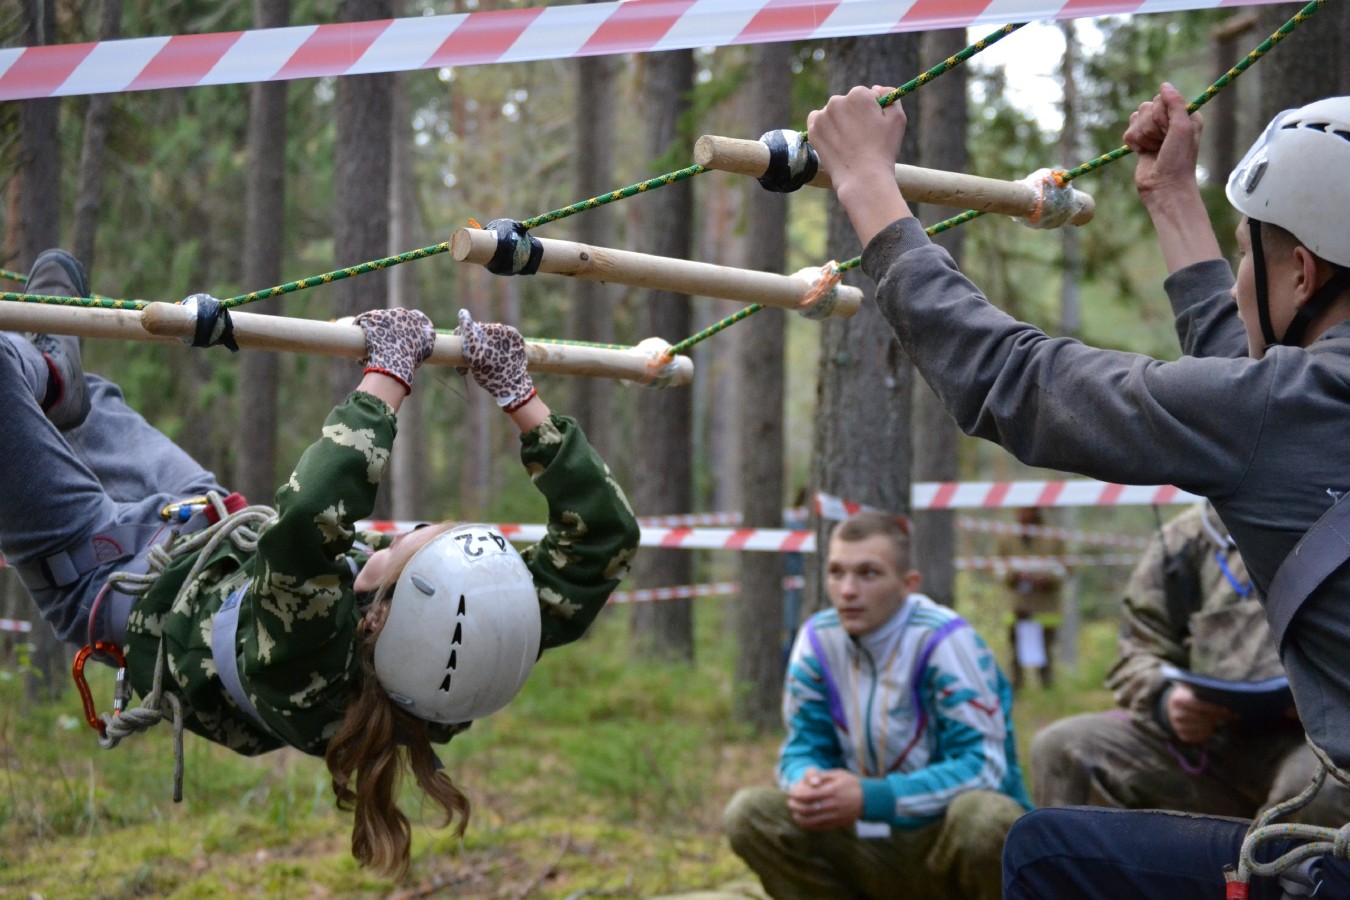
[325,522,469,877]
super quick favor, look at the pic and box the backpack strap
[209,579,277,736]
[1266,496,1350,650]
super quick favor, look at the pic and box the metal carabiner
[72,641,127,737]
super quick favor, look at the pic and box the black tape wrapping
[757,129,819,194]
[184,293,240,352]
[484,219,544,276]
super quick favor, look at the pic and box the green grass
[0,600,1119,898]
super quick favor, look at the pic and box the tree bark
[1255,2,1350,125]
[17,0,65,700]
[71,0,122,273]
[734,42,790,732]
[807,35,921,614]
[330,0,394,517]
[568,2,617,462]
[911,28,967,613]
[234,0,289,507]
[388,65,428,521]
[630,50,695,662]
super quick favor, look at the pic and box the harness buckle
[72,641,127,737]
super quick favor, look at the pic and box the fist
[454,309,536,412]
[353,307,435,394]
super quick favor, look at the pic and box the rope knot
[633,337,682,389]
[179,293,239,352]
[484,219,544,276]
[795,262,843,320]
[1015,168,1088,231]
[758,129,819,193]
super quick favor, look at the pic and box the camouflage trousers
[722,785,1024,900]
[1031,711,1350,825]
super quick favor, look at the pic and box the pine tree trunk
[234,0,289,507]
[734,42,790,731]
[71,0,122,273]
[807,35,920,614]
[911,28,968,613]
[630,50,695,662]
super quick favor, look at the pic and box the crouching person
[723,512,1030,900]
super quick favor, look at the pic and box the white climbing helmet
[373,524,540,724]
[1226,97,1350,268]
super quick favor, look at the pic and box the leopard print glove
[454,308,537,412]
[353,307,436,394]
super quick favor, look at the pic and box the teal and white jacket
[779,594,1032,828]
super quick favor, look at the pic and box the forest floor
[0,598,1114,899]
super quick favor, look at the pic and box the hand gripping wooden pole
[449,228,863,317]
[0,301,693,387]
[693,135,1096,227]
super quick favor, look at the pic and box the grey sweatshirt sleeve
[859,217,1262,498]
[1164,260,1248,360]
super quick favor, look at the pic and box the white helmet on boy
[373,524,540,724]
[1226,97,1350,268]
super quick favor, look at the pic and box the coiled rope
[90,492,277,801]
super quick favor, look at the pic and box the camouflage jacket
[123,392,638,756]
[994,530,1066,620]
[1107,501,1278,722]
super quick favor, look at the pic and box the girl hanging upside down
[0,249,639,876]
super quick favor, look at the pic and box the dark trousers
[1003,806,1350,899]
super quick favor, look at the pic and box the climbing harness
[69,491,277,802]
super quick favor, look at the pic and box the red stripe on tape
[579,0,695,56]
[276,20,391,79]
[128,32,243,91]
[0,43,95,96]
[428,7,546,67]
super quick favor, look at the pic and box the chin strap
[1252,218,1350,350]
[1251,219,1279,351]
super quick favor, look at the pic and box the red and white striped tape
[0,0,1276,101]
[955,516,1150,549]
[0,618,33,634]
[912,480,1199,510]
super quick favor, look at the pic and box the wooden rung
[0,301,693,387]
[449,228,863,317]
[694,135,1096,226]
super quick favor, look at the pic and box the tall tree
[234,0,289,507]
[71,0,122,271]
[631,50,696,662]
[388,65,429,521]
[568,1,618,460]
[13,0,64,699]
[1256,2,1350,125]
[911,28,968,612]
[733,42,791,731]
[330,0,394,515]
[808,35,921,609]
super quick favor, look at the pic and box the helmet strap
[1282,264,1350,348]
[1250,219,1280,349]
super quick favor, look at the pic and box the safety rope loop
[179,293,239,352]
[758,129,819,193]
[795,262,843,320]
[484,219,544,276]
[1016,168,1085,230]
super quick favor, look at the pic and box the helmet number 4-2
[453,527,510,558]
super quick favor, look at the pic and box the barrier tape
[0,0,1279,101]
[817,482,1201,518]
[0,618,33,633]
[614,553,1141,604]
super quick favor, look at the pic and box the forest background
[3,1,1350,897]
